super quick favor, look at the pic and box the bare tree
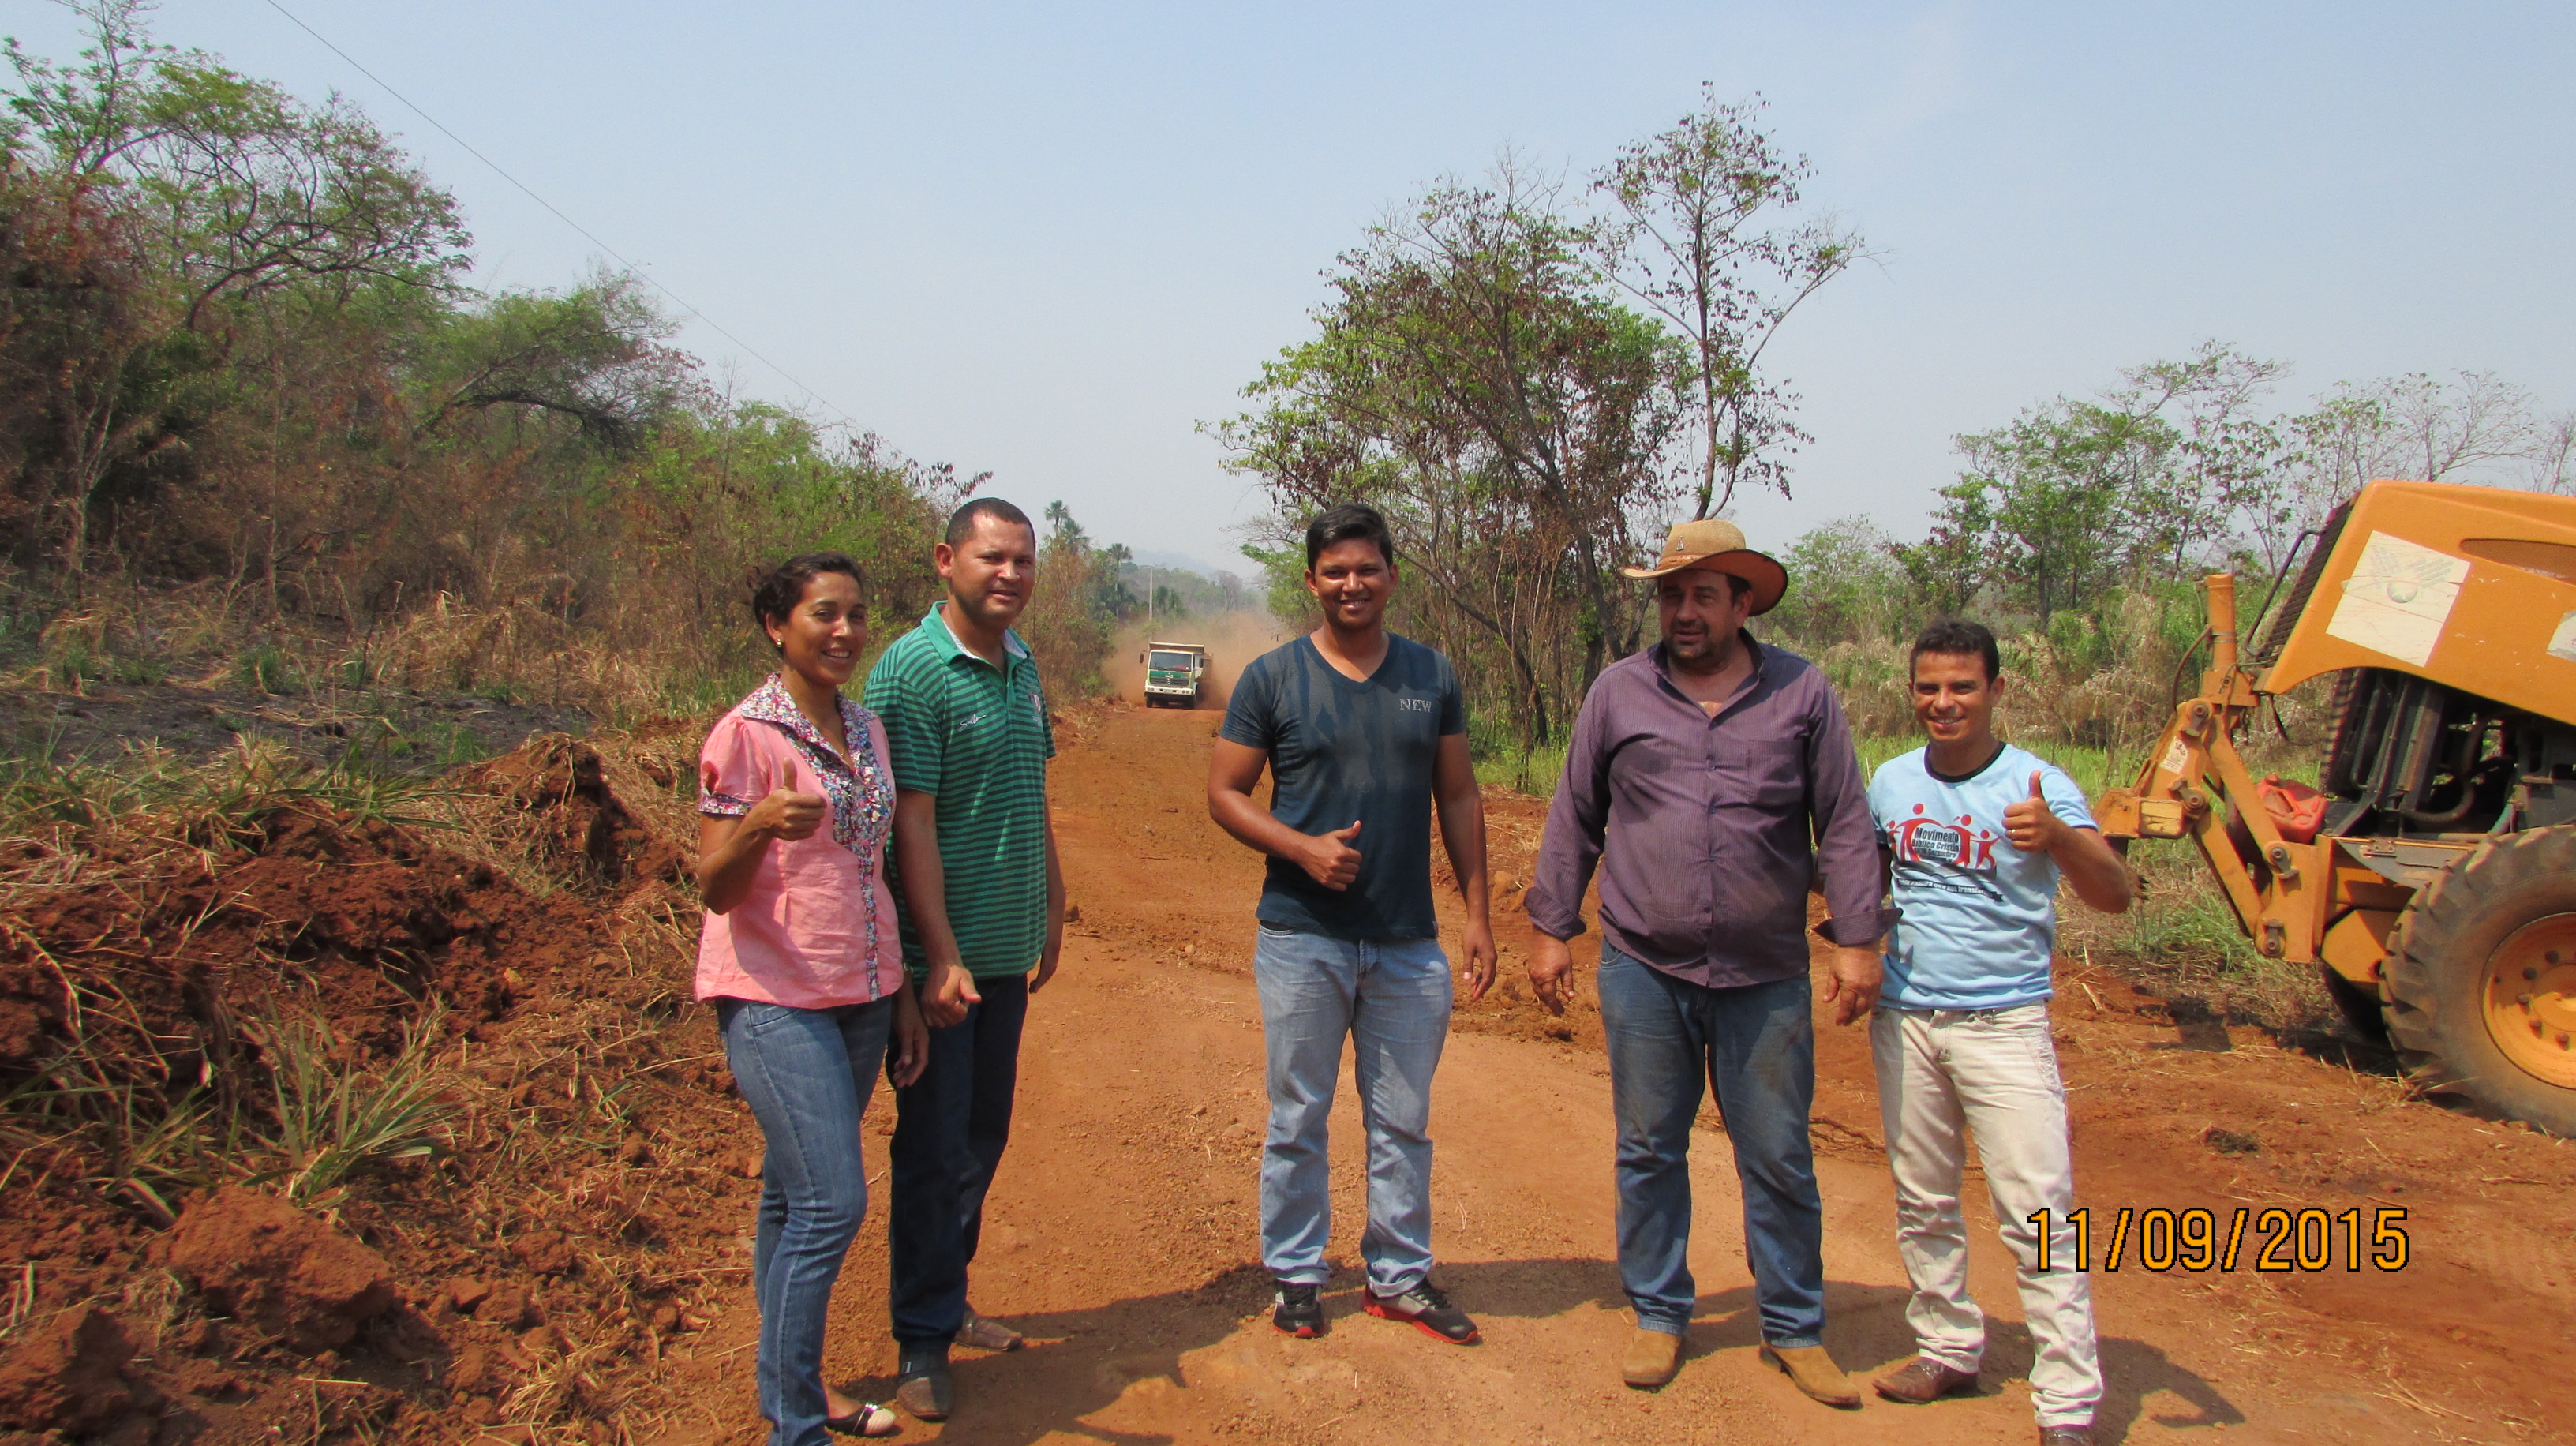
[2282,370,2551,537]
[2529,410,2576,495]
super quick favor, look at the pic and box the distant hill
[1129,549,1232,579]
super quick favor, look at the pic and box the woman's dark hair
[751,553,864,642]
[1909,616,2001,681]
[1304,502,1396,571]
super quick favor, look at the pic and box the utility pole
[1148,567,1155,626]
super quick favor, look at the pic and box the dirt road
[661,703,2575,1445]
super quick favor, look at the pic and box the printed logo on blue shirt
[1888,804,1998,871]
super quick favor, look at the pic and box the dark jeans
[1595,944,1825,1347]
[889,971,1029,1350]
[717,997,894,1446]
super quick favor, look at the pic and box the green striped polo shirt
[863,603,1056,977]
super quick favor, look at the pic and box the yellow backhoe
[2099,479,2576,1135]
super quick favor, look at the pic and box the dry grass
[3,568,778,726]
[2065,841,2340,1039]
[1801,592,2338,763]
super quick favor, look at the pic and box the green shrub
[232,644,301,695]
[252,1002,456,1205]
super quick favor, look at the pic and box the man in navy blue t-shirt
[1208,503,1495,1347]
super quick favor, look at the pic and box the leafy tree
[1589,88,1864,518]
[1216,158,1687,748]
[2111,342,2290,571]
[415,273,696,449]
[1900,343,2295,626]
[1769,515,1903,646]
[0,163,155,571]
[2,0,469,574]
[1909,401,2182,626]
[7,1,469,328]
[1238,541,1312,627]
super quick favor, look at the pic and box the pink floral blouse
[695,676,903,1008]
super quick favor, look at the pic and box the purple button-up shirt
[1526,635,1895,989]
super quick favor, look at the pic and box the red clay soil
[0,729,755,1444]
[464,735,689,889]
[162,1188,400,1354]
[5,705,2572,1444]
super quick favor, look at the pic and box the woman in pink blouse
[698,553,925,1443]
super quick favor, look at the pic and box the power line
[259,0,867,435]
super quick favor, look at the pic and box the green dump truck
[1142,640,1209,709]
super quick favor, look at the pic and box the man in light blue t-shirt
[1864,619,2133,1446]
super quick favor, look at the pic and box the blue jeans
[717,997,895,1446]
[889,971,1028,1350]
[1595,945,1825,1347]
[1253,926,1452,1294]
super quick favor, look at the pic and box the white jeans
[1870,1003,2102,1429]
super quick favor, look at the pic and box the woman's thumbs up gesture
[745,787,829,842]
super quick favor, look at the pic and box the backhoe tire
[2318,964,2390,1043]
[2384,826,2576,1137]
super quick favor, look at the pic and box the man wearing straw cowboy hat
[1525,517,1893,1406]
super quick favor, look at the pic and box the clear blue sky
[17,2,2573,574]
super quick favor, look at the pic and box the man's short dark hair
[1304,503,1395,571]
[1910,617,2001,681]
[945,496,1034,548]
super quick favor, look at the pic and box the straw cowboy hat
[1622,518,1789,616]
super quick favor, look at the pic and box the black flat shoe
[823,1401,897,1437]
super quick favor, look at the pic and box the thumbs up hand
[2002,770,2060,854]
[1297,819,1365,890]
[746,787,829,842]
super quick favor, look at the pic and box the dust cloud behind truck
[1141,641,1209,708]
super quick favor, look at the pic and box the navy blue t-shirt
[1220,634,1467,942]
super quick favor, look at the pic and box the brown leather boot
[1874,1354,1979,1403]
[1759,1343,1862,1408]
[1621,1328,1682,1388]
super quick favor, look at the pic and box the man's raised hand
[1298,819,1364,891]
[2003,770,2059,854]
[745,787,828,842]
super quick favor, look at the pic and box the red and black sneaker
[1271,1281,1324,1338]
[1364,1279,1480,1344]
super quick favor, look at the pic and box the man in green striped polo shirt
[864,497,1064,1424]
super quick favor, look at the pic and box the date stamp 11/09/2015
[2024,1206,2411,1274]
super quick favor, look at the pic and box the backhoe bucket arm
[2095,575,2324,963]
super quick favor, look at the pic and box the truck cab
[1142,641,1208,709]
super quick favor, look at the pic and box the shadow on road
[819,1257,2234,1444]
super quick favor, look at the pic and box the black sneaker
[1364,1279,1479,1344]
[1271,1281,1324,1338]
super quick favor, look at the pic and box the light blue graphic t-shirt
[1868,743,2096,1010]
